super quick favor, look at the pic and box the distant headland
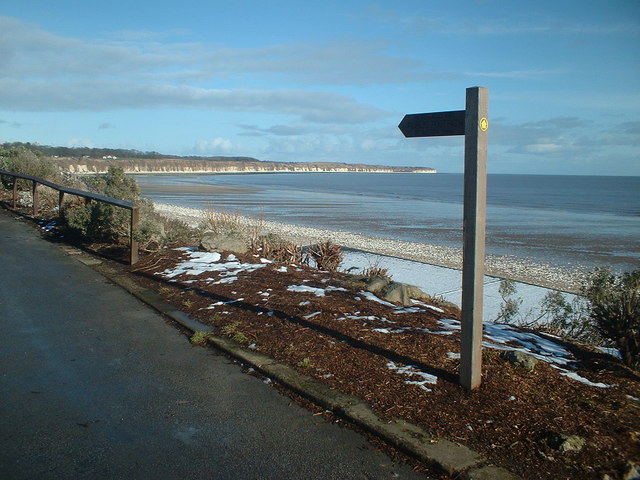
[2,142,436,174]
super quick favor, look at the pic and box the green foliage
[494,279,523,324]
[0,146,61,189]
[538,291,599,343]
[584,268,640,370]
[494,278,601,344]
[0,141,166,160]
[297,357,313,369]
[495,268,639,370]
[222,322,240,334]
[160,217,201,246]
[232,332,249,344]
[190,331,210,346]
[60,166,141,243]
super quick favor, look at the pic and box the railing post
[129,206,140,265]
[12,176,18,208]
[58,191,65,219]
[32,181,40,216]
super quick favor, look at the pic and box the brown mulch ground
[5,202,640,480]
[124,246,640,480]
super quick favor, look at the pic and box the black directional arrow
[398,110,466,138]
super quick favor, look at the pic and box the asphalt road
[0,210,431,480]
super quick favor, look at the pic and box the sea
[134,173,640,275]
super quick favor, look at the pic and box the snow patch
[387,361,437,392]
[551,366,614,389]
[158,248,265,279]
[288,285,326,297]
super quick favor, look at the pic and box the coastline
[154,202,586,293]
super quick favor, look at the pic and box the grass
[232,332,250,344]
[190,331,211,346]
[222,322,240,334]
[159,286,174,296]
[297,357,313,369]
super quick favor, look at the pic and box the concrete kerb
[68,246,520,480]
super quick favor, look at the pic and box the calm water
[135,173,640,273]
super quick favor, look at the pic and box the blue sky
[1,1,639,175]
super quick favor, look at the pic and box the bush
[494,279,523,324]
[538,291,593,340]
[251,234,303,264]
[202,207,246,236]
[493,279,603,344]
[0,146,61,189]
[159,217,201,247]
[305,240,343,272]
[61,166,142,243]
[585,268,640,370]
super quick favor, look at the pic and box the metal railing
[0,169,140,264]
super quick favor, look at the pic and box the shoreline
[154,202,586,293]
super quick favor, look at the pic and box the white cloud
[520,143,566,154]
[0,78,389,123]
[466,69,566,80]
[0,16,405,124]
[194,137,234,154]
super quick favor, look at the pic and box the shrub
[493,279,602,344]
[538,291,601,344]
[362,259,390,279]
[251,234,303,264]
[494,279,523,324]
[305,240,343,272]
[202,207,244,236]
[0,147,66,210]
[0,146,61,189]
[61,166,142,243]
[585,268,640,370]
[160,217,201,246]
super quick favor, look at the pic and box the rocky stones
[501,350,538,372]
[366,275,391,294]
[380,282,411,305]
[621,461,640,480]
[199,232,248,254]
[335,273,433,307]
[545,432,586,453]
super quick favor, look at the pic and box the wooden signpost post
[399,86,488,390]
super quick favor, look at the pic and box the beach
[154,202,586,293]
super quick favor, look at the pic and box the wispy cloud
[362,4,640,37]
[0,16,431,123]
[466,69,566,80]
[0,119,24,128]
[0,78,389,123]
[385,12,639,36]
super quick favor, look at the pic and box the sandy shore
[154,202,586,293]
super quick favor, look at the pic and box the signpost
[398,86,488,390]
